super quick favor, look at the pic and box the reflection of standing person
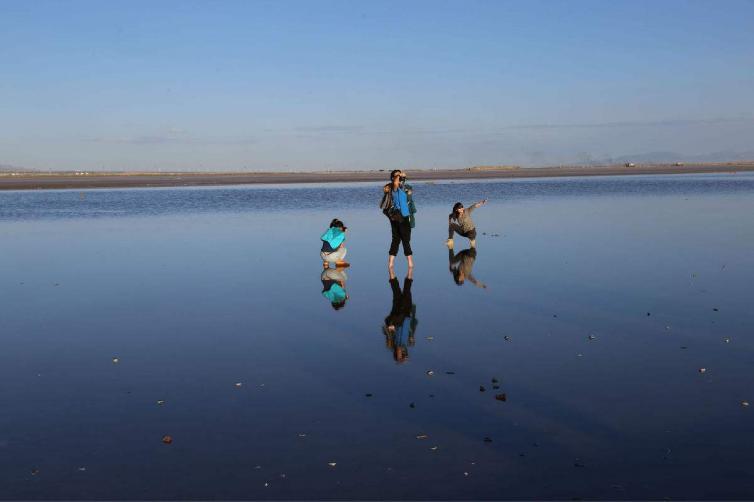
[449,247,487,288]
[380,170,415,270]
[321,268,348,310]
[447,199,487,248]
[320,218,349,269]
[383,268,417,363]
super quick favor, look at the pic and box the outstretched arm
[467,273,487,289]
[471,199,488,209]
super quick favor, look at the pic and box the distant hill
[0,163,36,172]
[594,150,754,166]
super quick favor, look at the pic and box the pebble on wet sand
[495,393,507,402]
[162,435,173,444]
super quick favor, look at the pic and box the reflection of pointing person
[447,199,487,248]
[449,247,487,289]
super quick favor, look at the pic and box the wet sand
[2,162,753,190]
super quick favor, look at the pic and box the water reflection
[320,268,348,310]
[448,247,487,288]
[382,269,418,363]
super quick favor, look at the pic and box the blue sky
[1,0,753,171]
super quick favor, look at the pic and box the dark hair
[329,218,346,230]
[450,202,464,220]
[331,300,346,311]
[452,269,465,285]
[390,169,401,180]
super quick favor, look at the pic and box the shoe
[336,262,351,268]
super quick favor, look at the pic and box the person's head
[453,269,465,285]
[452,202,464,217]
[390,169,407,186]
[329,218,347,231]
[331,300,346,310]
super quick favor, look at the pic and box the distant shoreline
[1,162,753,190]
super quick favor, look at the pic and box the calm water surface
[1,174,753,499]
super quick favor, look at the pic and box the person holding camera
[380,170,415,269]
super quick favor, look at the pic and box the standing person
[447,199,487,248]
[380,170,414,269]
[320,218,349,269]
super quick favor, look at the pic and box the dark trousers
[389,219,413,256]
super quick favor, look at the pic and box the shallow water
[1,173,753,499]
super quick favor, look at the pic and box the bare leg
[388,254,396,269]
[407,255,414,268]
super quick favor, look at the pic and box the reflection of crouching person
[321,268,348,310]
[320,218,349,268]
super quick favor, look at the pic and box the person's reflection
[449,247,487,289]
[321,268,348,310]
[383,268,418,363]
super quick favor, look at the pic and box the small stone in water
[479,385,486,392]
[699,368,707,373]
[425,336,434,341]
[483,437,492,443]
[503,336,511,341]
[713,308,719,312]
[492,385,500,390]
[430,446,438,451]
[588,335,596,340]
[156,400,165,405]
[234,382,243,387]
[742,401,750,407]
[723,337,731,343]
[426,370,434,376]
[409,402,415,408]
[416,434,429,440]
[112,357,119,364]
[491,377,499,384]
[445,371,455,375]
[495,393,507,402]
[365,393,373,397]
[78,466,86,472]
[162,435,173,444]
[328,462,337,467]
[31,469,39,475]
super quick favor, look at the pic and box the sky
[1,0,753,171]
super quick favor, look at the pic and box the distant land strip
[1,162,754,190]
